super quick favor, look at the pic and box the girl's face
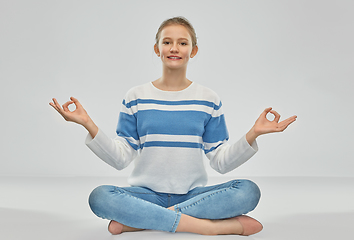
[154,25,198,70]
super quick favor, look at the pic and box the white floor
[1,176,353,240]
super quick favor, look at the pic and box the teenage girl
[49,17,297,236]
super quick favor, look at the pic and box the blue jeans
[88,179,261,233]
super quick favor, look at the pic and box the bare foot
[208,217,244,235]
[233,215,263,236]
[209,215,263,236]
[176,214,262,236]
[108,220,144,235]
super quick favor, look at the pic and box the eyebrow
[162,37,190,41]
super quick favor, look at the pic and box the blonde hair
[155,17,197,48]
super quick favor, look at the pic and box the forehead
[160,25,191,40]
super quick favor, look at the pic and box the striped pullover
[86,82,258,194]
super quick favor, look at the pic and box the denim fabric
[88,179,261,232]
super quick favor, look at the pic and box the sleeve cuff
[85,128,111,150]
[243,134,258,152]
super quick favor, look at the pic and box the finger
[264,107,272,113]
[50,98,63,112]
[49,101,59,110]
[70,97,83,108]
[50,99,68,119]
[278,122,293,132]
[49,100,55,108]
[278,117,297,131]
[270,110,281,122]
[53,98,64,110]
[49,102,59,112]
[62,101,74,112]
[281,115,297,123]
[260,107,272,118]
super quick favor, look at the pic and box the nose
[170,43,179,53]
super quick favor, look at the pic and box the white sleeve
[206,135,258,174]
[85,129,138,170]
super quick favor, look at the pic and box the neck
[154,66,191,91]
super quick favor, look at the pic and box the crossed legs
[89,179,263,236]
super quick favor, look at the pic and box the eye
[180,42,187,46]
[163,41,170,45]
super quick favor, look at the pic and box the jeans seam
[179,185,237,212]
[113,189,162,207]
[170,212,181,232]
[174,204,180,212]
[185,185,221,196]
[185,180,240,196]
[118,188,164,196]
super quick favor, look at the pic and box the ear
[154,44,160,57]
[190,45,198,58]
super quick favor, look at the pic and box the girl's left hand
[246,107,297,145]
[254,107,297,136]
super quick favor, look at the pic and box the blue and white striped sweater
[86,82,258,194]
[117,88,228,154]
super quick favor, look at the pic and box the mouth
[167,56,182,60]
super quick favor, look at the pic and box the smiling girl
[50,17,297,236]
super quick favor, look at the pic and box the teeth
[169,57,180,59]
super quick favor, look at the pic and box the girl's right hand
[49,97,98,138]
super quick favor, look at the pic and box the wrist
[246,126,260,145]
[83,118,99,138]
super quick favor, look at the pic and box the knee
[88,185,114,215]
[231,179,261,212]
[239,179,261,199]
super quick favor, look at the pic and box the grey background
[1,0,353,178]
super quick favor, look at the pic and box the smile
[167,56,182,59]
